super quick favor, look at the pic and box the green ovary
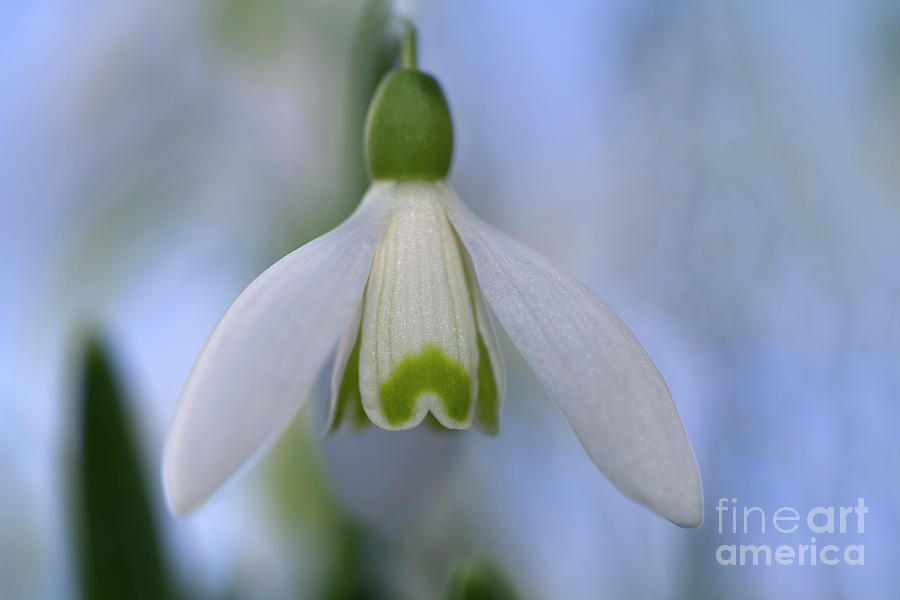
[380,344,471,426]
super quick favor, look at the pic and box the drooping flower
[164,22,702,527]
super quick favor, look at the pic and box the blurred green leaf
[262,415,391,600]
[316,522,387,600]
[341,0,404,204]
[73,336,174,600]
[214,0,291,58]
[288,0,405,250]
[444,556,519,600]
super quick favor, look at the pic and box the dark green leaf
[445,556,519,600]
[73,336,174,600]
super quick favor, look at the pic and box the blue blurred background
[2,0,898,598]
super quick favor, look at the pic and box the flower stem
[401,19,417,70]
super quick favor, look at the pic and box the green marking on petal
[379,344,471,426]
[329,325,370,433]
[475,332,500,435]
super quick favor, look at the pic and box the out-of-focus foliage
[343,0,404,202]
[444,556,518,600]
[71,336,174,600]
[315,524,388,600]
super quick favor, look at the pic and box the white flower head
[163,22,702,527]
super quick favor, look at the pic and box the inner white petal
[326,302,363,432]
[358,181,478,430]
[462,245,506,434]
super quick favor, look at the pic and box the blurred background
[2,0,899,598]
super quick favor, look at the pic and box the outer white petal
[163,183,395,514]
[439,183,702,527]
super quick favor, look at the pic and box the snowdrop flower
[164,23,702,527]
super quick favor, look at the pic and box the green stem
[401,19,417,70]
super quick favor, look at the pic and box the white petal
[464,252,506,434]
[163,183,395,514]
[440,184,702,527]
[358,181,479,430]
[326,303,363,432]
